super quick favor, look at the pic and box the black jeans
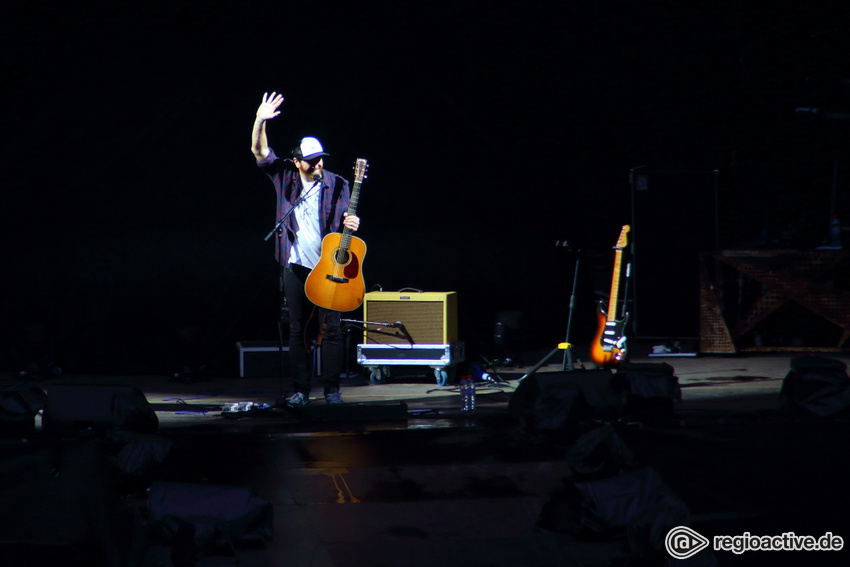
[283,264,343,396]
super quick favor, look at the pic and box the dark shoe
[285,392,309,408]
[325,391,343,405]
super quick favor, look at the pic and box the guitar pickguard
[590,304,630,367]
[600,319,628,353]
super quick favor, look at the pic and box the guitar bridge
[326,275,349,283]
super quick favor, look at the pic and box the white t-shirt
[289,175,323,269]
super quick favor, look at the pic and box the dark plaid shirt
[257,147,351,267]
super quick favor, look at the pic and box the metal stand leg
[561,251,581,371]
[520,342,573,382]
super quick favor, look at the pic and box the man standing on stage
[251,91,360,407]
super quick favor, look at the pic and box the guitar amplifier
[362,291,458,345]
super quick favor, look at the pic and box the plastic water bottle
[468,378,476,411]
[460,378,470,411]
[830,215,842,248]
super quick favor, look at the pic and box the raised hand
[256,91,284,121]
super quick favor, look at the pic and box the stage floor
[2,349,850,566]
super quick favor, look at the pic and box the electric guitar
[590,225,630,367]
[304,158,368,312]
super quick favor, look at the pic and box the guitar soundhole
[334,249,350,265]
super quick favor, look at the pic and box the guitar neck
[607,248,624,322]
[338,179,362,251]
[337,158,367,256]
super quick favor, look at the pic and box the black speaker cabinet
[509,369,626,428]
[362,291,458,344]
[630,167,719,339]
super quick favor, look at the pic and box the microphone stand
[561,246,582,371]
[519,241,582,383]
[267,177,321,404]
[341,319,416,345]
[264,177,321,242]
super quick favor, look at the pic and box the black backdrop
[1,1,848,374]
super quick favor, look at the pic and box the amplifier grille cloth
[365,301,444,344]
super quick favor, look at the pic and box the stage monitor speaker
[779,356,850,416]
[147,481,273,546]
[509,370,626,435]
[616,362,681,418]
[362,291,458,344]
[630,167,719,339]
[43,383,158,436]
[571,468,691,544]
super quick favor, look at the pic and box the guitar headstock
[615,225,631,249]
[353,158,368,183]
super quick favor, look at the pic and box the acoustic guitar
[304,158,368,312]
[590,225,630,367]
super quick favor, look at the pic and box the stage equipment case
[236,341,289,378]
[356,291,464,385]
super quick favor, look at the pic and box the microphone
[312,173,321,183]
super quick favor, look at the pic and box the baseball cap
[296,137,329,160]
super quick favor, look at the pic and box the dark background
[2,0,848,375]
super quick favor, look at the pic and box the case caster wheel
[434,369,448,386]
[370,366,389,385]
